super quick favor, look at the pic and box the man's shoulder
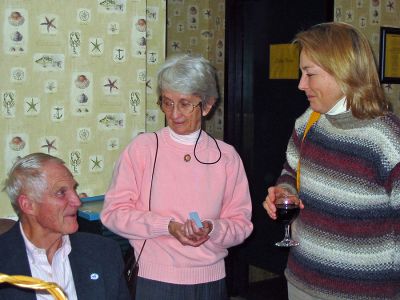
[70,231,119,246]
[69,232,124,267]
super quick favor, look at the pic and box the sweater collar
[324,110,373,130]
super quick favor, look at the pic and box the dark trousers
[135,276,228,300]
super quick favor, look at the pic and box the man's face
[32,161,81,236]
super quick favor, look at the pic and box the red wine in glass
[276,204,300,225]
[275,194,300,247]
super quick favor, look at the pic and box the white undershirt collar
[326,96,348,115]
[168,126,200,145]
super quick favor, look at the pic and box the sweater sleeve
[207,149,253,248]
[100,135,172,240]
[388,162,400,272]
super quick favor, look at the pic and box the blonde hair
[294,22,389,119]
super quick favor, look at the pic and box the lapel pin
[90,273,99,280]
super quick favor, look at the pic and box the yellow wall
[334,0,400,115]
[167,0,226,139]
[0,0,166,218]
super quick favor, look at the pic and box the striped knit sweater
[277,108,400,299]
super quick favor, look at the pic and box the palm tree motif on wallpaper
[69,32,81,56]
[129,92,141,114]
[3,92,15,116]
[70,151,82,174]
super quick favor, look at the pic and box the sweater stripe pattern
[278,109,400,299]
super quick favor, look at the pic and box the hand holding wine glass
[274,192,300,247]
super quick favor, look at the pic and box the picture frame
[379,26,400,84]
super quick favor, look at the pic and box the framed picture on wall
[379,26,400,84]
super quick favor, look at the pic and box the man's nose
[70,193,82,207]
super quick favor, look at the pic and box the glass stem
[284,224,291,241]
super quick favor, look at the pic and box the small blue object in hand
[189,211,203,228]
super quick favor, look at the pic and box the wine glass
[274,192,300,247]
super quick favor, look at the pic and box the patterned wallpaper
[334,0,400,115]
[0,0,166,218]
[167,0,226,139]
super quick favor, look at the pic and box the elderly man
[0,153,129,300]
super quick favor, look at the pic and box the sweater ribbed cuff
[150,216,174,236]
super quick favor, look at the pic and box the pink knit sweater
[101,128,253,284]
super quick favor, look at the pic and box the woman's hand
[263,186,304,219]
[168,220,211,247]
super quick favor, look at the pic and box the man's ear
[18,194,35,215]
[202,97,216,117]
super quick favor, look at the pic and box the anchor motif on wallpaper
[52,106,63,120]
[114,48,124,61]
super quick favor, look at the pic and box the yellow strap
[296,111,321,192]
[0,273,67,300]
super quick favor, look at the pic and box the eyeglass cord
[193,108,222,165]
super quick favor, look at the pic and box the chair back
[0,218,16,235]
[0,273,67,299]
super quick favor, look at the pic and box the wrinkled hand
[263,186,304,220]
[168,220,212,247]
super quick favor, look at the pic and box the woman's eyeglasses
[160,98,202,115]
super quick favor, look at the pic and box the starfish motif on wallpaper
[26,98,38,112]
[40,17,56,32]
[91,156,102,170]
[384,84,393,93]
[171,41,180,50]
[387,1,395,11]
[204,10,211,18]
[41,138,57,154]
[146,79,152,90]
[91,39,102,52]
[104,78,118,93]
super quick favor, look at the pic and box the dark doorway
[224,0,333,297]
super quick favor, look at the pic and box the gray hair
[3,153,65,216]
[157,54,219,106]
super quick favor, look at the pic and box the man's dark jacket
[0,223,130,300]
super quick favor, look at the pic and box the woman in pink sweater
[101,54,253,300]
